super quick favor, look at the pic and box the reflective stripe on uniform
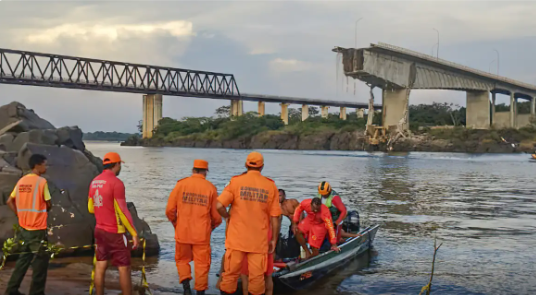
[17,178,46,213]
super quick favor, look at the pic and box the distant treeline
[83,131,138,141]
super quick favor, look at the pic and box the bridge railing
[0,48,241,98]
[375,42,536,92]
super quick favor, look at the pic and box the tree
[308,106,319,117]
[215,105,231,118]
[137,120,143,133]
[288,108,302,124]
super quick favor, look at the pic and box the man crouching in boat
[292,197,340,259]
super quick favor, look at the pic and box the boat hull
[273,224,380,292]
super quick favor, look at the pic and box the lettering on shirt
[93,189,104,208]
[91,180,107,189]
[182,192,208,206]
[239,186,269,203]
[18,184,33,193]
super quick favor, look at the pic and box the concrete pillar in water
[280,103,289,125]
[357,108,364,118]
[142,94,163,139]
[302,104,309,121]
[321,106,329,119]
[382,88,410,130]
[231,100,244,117]
[340,107,347,120]
[258,101,265,116]
[466,90,490,129]
[510,93,516,128]
[530,96,536,117]
[491,92,496,127]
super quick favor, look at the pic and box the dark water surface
[86,143,536,295]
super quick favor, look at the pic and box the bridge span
[0,48,379,138]
[334,42,536,130]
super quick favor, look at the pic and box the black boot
[196,291,205,295]
[182,279,192,295]
[220,291,231,295]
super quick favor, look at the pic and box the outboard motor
[343,210,360,234]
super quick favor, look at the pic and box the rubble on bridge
[0,101,160,257]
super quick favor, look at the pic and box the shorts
[298,219,327,249]
[94,228,131,267]
[241,252,274,276]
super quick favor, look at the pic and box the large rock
[0,102,159,257]
[0,102,55,132]
[11,129,58,152]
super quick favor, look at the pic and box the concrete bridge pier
[531,97,536,117]
[510,93,517,128]
[302,104,309,121]
[280,103,289,125]
[258,101,265,116]
[142,94,163,139]
[466,90,490,129]
[340,107,347,120]
[491,92,496,126]
[357,108,364,118]
[321,106,329,119]
[231,100,243,117]
[382,88,410,130]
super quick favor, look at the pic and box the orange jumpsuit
[165,174,222,291]
[218,171,282,295]
[294,199,337,249]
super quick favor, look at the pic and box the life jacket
[319,190,341,222]
[15,174,48,230]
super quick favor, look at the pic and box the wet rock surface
[0,102,160,257]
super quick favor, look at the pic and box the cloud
[269,58,313,72]
[25,21,194,44]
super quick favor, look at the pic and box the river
[85,142,536,295]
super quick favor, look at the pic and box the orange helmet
[318,181,332,195]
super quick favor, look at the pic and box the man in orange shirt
[292,198,340,259]
[165,159,222,295]
[5,154,52,295]
[216,152,282,295]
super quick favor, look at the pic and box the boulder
[11,129,59,153]
[0,133,15,151]
[127,203,160,256]
[56,126,85,151]
[0,102,160,257]
[0,102,55,132]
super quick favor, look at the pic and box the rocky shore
[122,129,533,154]
[0,102,160,258]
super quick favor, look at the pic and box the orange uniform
[165,169,222,291]
[10,173,52,230]
[294,199,337,249]
[218,169,282,295]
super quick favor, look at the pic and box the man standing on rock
[216,151,282,295]
[5,154,52,295]
[88,152,139,295]
[165,159,222,295]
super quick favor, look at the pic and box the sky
[1,1,536,133]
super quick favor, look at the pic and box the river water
[85,143,536,295]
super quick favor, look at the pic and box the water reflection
[83,144,536,295]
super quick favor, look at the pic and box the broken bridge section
[334,42,536,130]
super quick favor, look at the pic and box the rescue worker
[216,151,282,295]
[292,197,339,259]
[318,181,361,240]
[5,154,52,295]
[165,159,222,295]
[278,189,299,220]
[88,152,139,295]
[240,219,274,295]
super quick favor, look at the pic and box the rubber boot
[196,291,205,295]
[220,291,232,295]
[182,279,192,295]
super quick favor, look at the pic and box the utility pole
[493,48,500,76]
[433,28,439,58]
[355,17,363,48]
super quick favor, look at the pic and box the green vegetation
[83,131,138,142]
[150,105,381,143]
[409,103,466,131]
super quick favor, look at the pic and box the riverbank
[122,128,536,153]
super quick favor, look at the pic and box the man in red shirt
[318,181,361,242]
[88,152,139,295]
[292,198,339,259]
